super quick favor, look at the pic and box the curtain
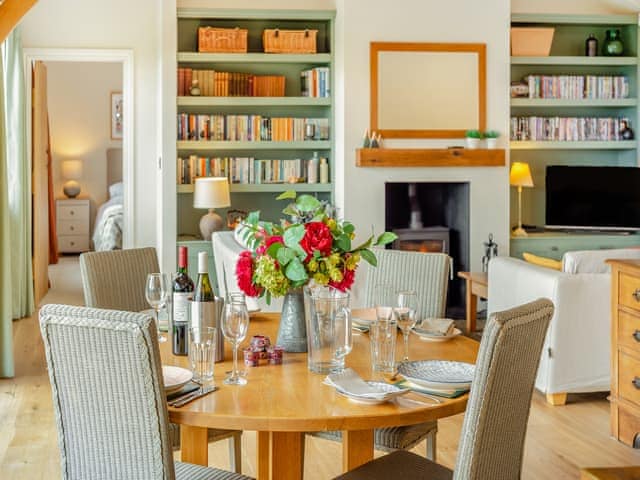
[2,27,33,320]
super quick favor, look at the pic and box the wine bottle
[172,246,194,356]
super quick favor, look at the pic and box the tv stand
[510,231,640,261]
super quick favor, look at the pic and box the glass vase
[603,29,623,56]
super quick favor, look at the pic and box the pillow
[522,252,562,271]
[562,247,640,274]
[109,182,124,199]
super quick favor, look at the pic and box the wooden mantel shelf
[355,147,506,167]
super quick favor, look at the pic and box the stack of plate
[162,365,193,394]
[398,360,475,391]
[412,326,462,342]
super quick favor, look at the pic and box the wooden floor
[1,257,640,479]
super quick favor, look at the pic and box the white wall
[46,61,122,234]
[512,0,639,14]
[20,0,160,248]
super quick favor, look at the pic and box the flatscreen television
[545,165,640,231]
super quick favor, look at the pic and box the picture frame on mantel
[370,42,486,138]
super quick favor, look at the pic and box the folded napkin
[420,318,455,336]
[325,368,386,397]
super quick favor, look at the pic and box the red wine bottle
[172,246,194,356]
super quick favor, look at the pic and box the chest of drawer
[57,204,89,221]
[619,272,640,312]
[58,235,89,253]
[619,310,640,352]
[619,350,640,407]
[57,220,88,236]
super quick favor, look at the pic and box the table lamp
[193,177,231,240]
[509,162,534,237]
[62,159,83,198]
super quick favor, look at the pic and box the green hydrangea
[254,255,290,297]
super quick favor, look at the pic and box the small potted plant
[484,130,500,149]
[465,130,482,149]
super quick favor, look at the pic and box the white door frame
[23,48,135,248]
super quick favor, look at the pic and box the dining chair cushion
[175,461,252,480]
[333,450,452,480]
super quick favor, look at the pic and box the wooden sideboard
[608,259,640,448]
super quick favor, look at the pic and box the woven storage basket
[511,27,555,56]
[198,27,248,53]
[263,29,318,54]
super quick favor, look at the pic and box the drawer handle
[70,241,75,246]
[70,226,74,231]
[634,330,640,343]
[633,377,640,390]
[633,289,640,302]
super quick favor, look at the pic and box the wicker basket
[511,27,555,56]
[263,29,318,54]
[198,27,248,53]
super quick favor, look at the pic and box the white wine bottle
[190,251,224,361]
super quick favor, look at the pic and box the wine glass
[395,290,418,362]
[222,293,250,385]
[145,273,170,343]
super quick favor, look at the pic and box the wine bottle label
[173,292,191,323]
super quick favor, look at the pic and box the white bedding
[93,195,123,251]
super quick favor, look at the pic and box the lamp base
[512,227,528,237]
[63,180,81,198]
[199,209,224,240]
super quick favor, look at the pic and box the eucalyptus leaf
[295,194,322,212]
[276,246,296,266]
[285,258,308,282]
[375,232,398,246]
[282,205,298,217]
[343,222,355,235]
[283,224,305,247]
[292,243,308,259]
[360,248,378,267]
[276,190,297,200]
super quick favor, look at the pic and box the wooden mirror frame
[370,42,486,139]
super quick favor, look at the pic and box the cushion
[522,252,562,271]
[562,247,640,274]
[108,182,123,199]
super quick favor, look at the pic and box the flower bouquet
[235,191,396,352]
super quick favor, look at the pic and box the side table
[457,271,488,334]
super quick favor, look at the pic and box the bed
[92,148,124,251]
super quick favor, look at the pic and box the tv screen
[546,165,640,231]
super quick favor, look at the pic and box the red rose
[256,235,284,255]
[300,222,333,261]
[236,251,262,297]
[329,267,356,292]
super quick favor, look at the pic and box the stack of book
[177,155,313,185]
[177,114,330,141]
[510,116,630,141]
[300,67,330,97]
[524,74,629,99]
[177,68,286,96]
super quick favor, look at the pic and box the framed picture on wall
[110,91,123,140]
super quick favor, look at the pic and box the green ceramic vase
[603,29,623,56]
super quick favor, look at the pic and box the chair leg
[546,392,567,406]
[228,432,242,474]
[425,430,437,461]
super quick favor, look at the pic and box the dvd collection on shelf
[516,74,630,99]
[510,116,632,141]
[177,114,330,142]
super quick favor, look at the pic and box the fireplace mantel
[356,147,505,167]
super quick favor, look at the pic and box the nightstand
[56,198,90,253]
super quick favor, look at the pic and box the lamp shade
[509,162,534,187]
[62,159,83,180]
[193,177,231,209]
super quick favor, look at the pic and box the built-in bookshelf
[176,9,335,260]
[509,13,640,256]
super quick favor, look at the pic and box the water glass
[395,290,418,362]
[221,293,250,385]
[189,326,217,383]
[145,273,170,343]
[370,317,397,374]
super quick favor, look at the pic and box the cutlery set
[168,385,217,407]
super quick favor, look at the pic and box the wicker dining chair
[333,298,555,480]
[79,248,243,473]
[39,304,253,480]
[310,248,452,461]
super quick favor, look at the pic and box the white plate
[401,376,471,391]
[335,381,409,405]
[413,327,462,342]
[398,360,475,389]
[162,365,193,394]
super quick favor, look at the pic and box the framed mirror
[370,42,486,139]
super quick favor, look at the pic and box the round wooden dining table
[161,311,479,480]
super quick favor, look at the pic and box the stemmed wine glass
[394,290,418,362]
[145,273,170,343]
[222,293,250,385]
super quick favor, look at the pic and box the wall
[46,61,122,234]
[512,0,639,14]
[20,0,160,248]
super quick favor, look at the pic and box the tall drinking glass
[370,316,397,374]
[145,273,170,343]
[222,293,250,385]
[189,326,216,383]
[395,290,418,362]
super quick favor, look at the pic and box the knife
[170,386,217,408]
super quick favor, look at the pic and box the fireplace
[385,182,470,317]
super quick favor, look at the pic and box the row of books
[523,75,629,99]
[300,67,330,98]
[510,116,631,141]
[177,155,319,185]
[177,68,286,97]
[177,114,330,142]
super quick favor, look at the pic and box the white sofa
[488,248,640,405]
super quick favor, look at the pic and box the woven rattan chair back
[40,304,175,480]
[80,247,159,312]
